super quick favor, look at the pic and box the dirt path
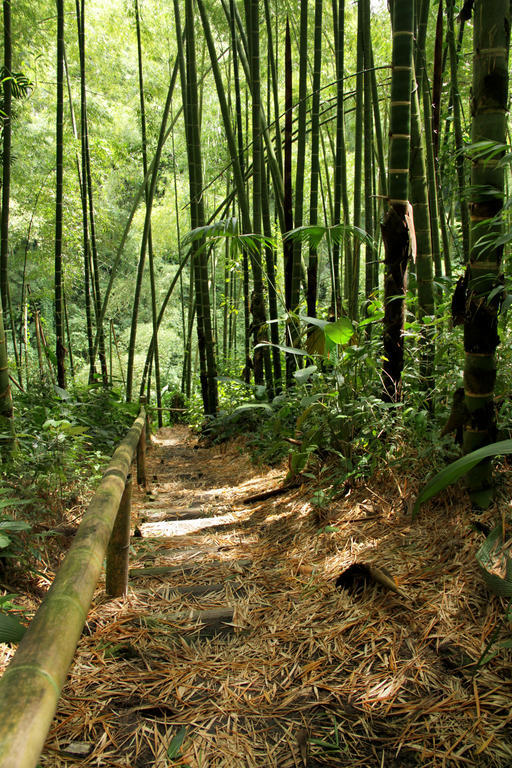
[38,427,512,767]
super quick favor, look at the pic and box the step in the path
[135,512,238,538]
[158,581,243,597]
[132,544,241,564]
[139,507,207,522]
[135,606,236,638]
[129,557,252,578]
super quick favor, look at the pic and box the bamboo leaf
[283,225,325,248]
[413,439,512,517]
[53,385,72,400]
[283,223,373,250]
[0,613,26,644]
[254,342,308,356]
[182,218,239,246]
[358,311,384,327]
[500,294,512,318]
[0,500,32,510]
[293,365,317,384]
[234,403,273,414]
[298,314,328,330]
[324,317,354,345]
[305,326,325,356]
[182,221,277,259]
[475,524,512,598]
[237,233,276,252]
[167,725,187,759]
[0,520,31,531]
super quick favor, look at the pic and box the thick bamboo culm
[137,395,148,483]
[0,408,146,768]
[105,473,132,597]
[137,420,147,486]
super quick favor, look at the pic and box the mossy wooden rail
[0,406,148,768]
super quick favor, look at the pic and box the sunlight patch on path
[140,512,239,538]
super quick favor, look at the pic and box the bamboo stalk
[34,310,45,380]
[136,415,147,488]
[54,0,66,389]
[109,319,113,385]
[111,320,125,390]
[5,273,21,385]
[0,409,145,768]
[37,314,56,385]
[105,474,132,598]
[1,0,12,322]
[63,290,75,381]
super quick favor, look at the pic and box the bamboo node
[468,261,498,270]
[464,391,494,398]
[48,593,88,622]
[476,47,508,56]
[64,545,104,573]
[1,665,61,697]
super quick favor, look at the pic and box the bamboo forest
[2,0,512,765]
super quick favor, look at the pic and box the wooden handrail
[0,407,147,768]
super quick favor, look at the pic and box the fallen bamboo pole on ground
[0,407,147,768]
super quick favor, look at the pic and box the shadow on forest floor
[14,424,512,767]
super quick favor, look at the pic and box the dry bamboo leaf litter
[3,424,512,766]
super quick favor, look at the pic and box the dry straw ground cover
[3,426,512,767]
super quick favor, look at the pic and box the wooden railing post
[105,474,132,597]
[137,400,147,488]
[142,397,151,444]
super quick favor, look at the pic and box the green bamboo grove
[0,0,511,500]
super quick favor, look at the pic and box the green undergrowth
[0,383,137,601]
[185,289,512,510]
[187,328,462,497]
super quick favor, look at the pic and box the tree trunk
[228,0,251,365]
[307,0,323,322]
[1,0,12,322]
[283,18,295,385]
[410,62,435,406]
[381,0,413,402]
[350,0,364,320]
[133,0,162,424]
[0,1,14,450]
[416,0,443,285]
[75,0,108,387]
[446,0,471,260]
[245,0,273,395]
[176,0,218,414]
[362,0,375,301]
[75,0,96,384]
[290,0,308,360]
[332,0,350,315]
[55,0,66,389]
[459,0,510,506]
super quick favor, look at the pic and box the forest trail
[39,427,511,768]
